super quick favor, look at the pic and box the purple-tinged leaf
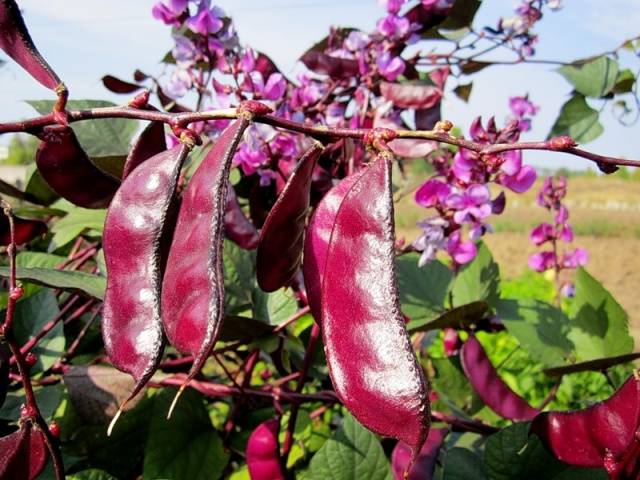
[300,51,359,80]
[380,82,442,110]
[319,154,431,456]
[257,143,323,292]
[0,422,48,480]
[246,419,285,480]
[303,169,366,322]
[0,0,62,90]
[35,125,120,209]
[254,51,280,78]
[404,3,449,33]
[224,184,259,250]
[102,143,191,410]
[460,335,539,421]
[0,210,47,246]
[415,104,441,130]
[531,374,640,474]
[102,74,143,94]
[392,428,448,480]
[122,121,167,179]
[161,119,249,386]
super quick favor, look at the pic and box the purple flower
[559,224,573,242]
[165,68,192,97]
[377,51,405,81]
[446,184,492,224]
[246,72,286,101]
[378,0,405,14]
[452,150,476,183]
[529,222,554,246]
[555,205,569,223]
[187,2,223,35]
[501,165,536,193]
[447,230,477,265]
[270,134,298,159]
[172,36,197,64]
[528,251,556,272]
[561,282,575,298]
[413,217,447,267]
[500,150,522,176]
[415,179,450,208]
[562,248,588,269]
[509,96,538,118]
[234,144,268,175]
[469,117,488,142]
[258,169,277,187]
[492,191,506,214]
[152,0,187,25]
[240,48,256,71]
[377,14,411,39]
[344,31,370,51]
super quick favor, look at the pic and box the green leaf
[568,267,633,361]
[543,352,640,377]
[0,266,106,300]
[452,242,500,308]
[424,0,481,38]
[266,288,298,326]
[443,448,487,480]
[548,94,603,144]
[12,289,64,373]
[0,252,66,309]
[497,299,573,366]
[408,301,489,333]
[143,388,229,480]
[558,56,619,98]
[432,356,483,413]
[67,470,118,480]
[453,82,473,102]
[396,253,453,324]
[223,240,267,319]
[0,383,63,421]
[24,163,59,206]
[26,99,139,158]
[50,207,106,248]
[305,412,392,480]
[484,422,607,480]
[612,68,636,94]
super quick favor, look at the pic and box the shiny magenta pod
[246,418,285,480]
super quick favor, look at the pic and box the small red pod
[0,422,49,480]
[35,125,120,209]
[0,211,47,246]
[0,0,62,91]
[531,374,640,475]
[224,184,259,250]
[303,169,366,322]
[122,121,167,179]
[391,428,448,480]
[246,419,285,480]
[161,119,249,383]
[257,143,323,292]
[460,335,539,422]
[318,155,431,458]
[102,143,191,408]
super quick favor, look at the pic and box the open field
[395,174,640,341]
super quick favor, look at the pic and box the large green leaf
[443,448,487,480]
[558,56,619,98]
[223,240,267,319]
[305,412,392,480]
[432,356,483,414]
[26,99,139,158]
[266,288,298,326]
[0,266,106,300]
[452,242,500,308]
[568,268,633,361]
[50,207,107,248]
[0,252,66,309]
[0,383,63,421]
[143,388,229,480]
[497,299,573,366]
[396,253,453,323]
[548,95,603,144]
[12,289,64,373]
[484,423,606,480]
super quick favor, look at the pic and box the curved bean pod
[0,211,47,246]
[35,126,120,209]
[102,142,191,431]
[460,335,539,422]
[122,120,167,179]
[246,418,285,480]
[161,119,249,396]
[224,184,259,250]
[0,0,62,91]
[391,428,448,480]
[303,169,366,322]
[257,143,323,292]
[0,422,48,480]
[319,154,431,457]
[531,374,640,474]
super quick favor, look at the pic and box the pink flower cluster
[528,175,587,273]
[413,114,538,267]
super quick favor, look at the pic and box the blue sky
[1,0,639,170]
